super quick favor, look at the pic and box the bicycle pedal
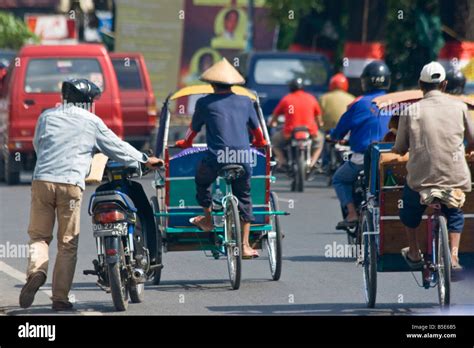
[83,269,97,276]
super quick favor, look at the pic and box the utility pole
[246,0,254,52]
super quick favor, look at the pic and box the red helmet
[329,73,349,92]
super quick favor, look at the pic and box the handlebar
[325,136,348,145]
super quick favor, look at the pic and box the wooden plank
[381,220,428,254]
[380,218,474,254]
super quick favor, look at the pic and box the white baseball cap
[419,61,446,83]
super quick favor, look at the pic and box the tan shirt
[393,90,474,192]
[320,90,355,131]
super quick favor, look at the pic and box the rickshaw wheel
[225,197,242,290]
[361,210,377,308]
[266,191,283,280]
[150,196,164,286]
[436,216,451,308]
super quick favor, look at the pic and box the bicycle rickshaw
[150,84,288,290]
[358,90,474,308]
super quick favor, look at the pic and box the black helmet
[361,60,391,92]
[61,78,101,106]
[289,77,304,92]
[445,69,466,95]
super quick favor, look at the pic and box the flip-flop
[451,263,464,282]
[189,216,214,232]
[401,247,424,270]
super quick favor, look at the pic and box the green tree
[266,0,325,49]
[385,0,443,89]
[0,11,39,50]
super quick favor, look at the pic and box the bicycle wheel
[437,215,451,308]
[265,191,283,280]
[361,210,377,308]
[225,197,242,290]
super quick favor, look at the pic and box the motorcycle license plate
[93,222,128,236]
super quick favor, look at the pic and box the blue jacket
[330,90,391,154]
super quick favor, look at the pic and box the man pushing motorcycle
[20,79,162,311]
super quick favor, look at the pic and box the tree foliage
[0,11,39,50]
[265,0,445,90]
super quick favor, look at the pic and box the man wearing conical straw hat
[176,58,267,258]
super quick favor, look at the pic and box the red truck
[110,52,157,150]
[0,44,123,185]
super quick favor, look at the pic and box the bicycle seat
[218,164,245,182]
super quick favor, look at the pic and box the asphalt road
[0,173,473,316]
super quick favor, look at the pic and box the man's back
[331,90,390,154]
[274,90,320,137]
[34,105,145,189]
[191,93,259,155]
[320,90,355,131]
[394,90,473,191]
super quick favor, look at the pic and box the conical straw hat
[199,58,245,85]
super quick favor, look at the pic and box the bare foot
[243,244,258,258]
[408,249,422,262]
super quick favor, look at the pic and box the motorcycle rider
[268,78,323,171]
[328,61,392,229]
[445,68,466,95]
[320,73,355,131]
[319,73,355,169]
[20,79,163,311]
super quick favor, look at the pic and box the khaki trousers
[27,180,83,302]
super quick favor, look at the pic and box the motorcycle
[324,138,351,187]
[84,159,163,311]
[286,126,312,192]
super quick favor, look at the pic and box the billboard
[115,0,275,106]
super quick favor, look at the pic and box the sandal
[336,219,358,230]
[189,216,214,232]
[401,247,424,270]
[451,262,464,282]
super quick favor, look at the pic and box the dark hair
[419,80,442,92]
[212,83,232,91]
[224,9,239,21]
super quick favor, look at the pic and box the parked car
[0,49,16,68]
[0,44,123,185]
[110,52,157,150]
[237,51,332,118]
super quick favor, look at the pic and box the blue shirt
[330,90,391,154]
[33,105,147,190]
[191,93,259,157]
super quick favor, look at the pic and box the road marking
[0,260,52,298]
[0,261,102,316]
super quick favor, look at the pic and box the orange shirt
[273,90,321,137]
